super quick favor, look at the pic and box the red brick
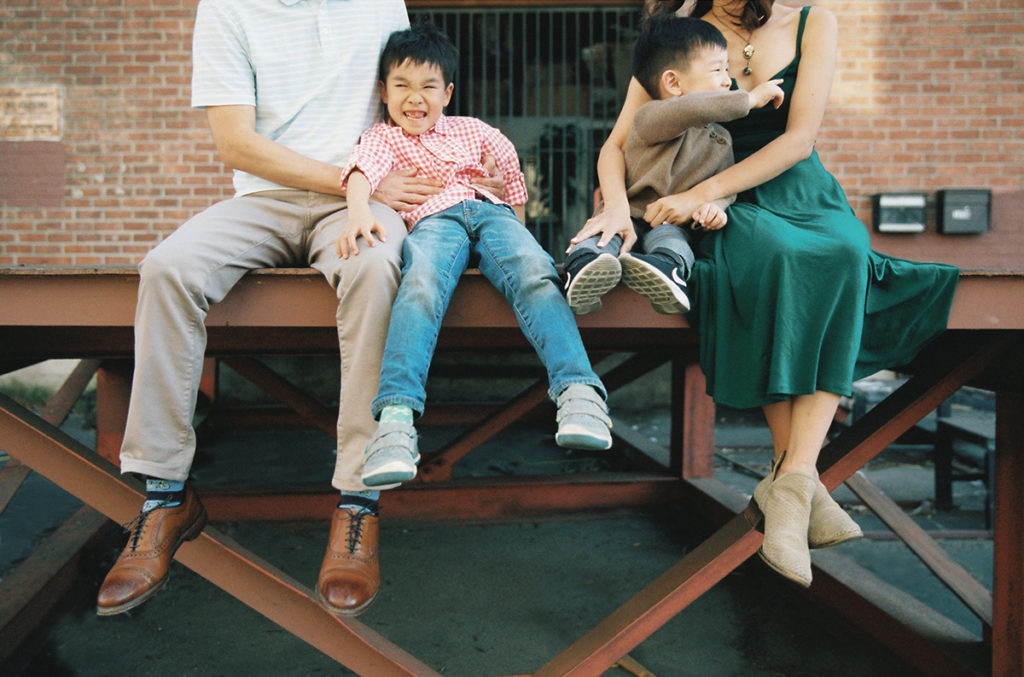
[1,0,1020,265]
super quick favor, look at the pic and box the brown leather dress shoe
[96,485,207,616]
[316,506,380,616]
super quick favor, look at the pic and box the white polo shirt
[191,0,409,196]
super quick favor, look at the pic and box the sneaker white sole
[362,461,418,487]
[555,424,612,451]
[620,254,690,313]
[565,253,621,315]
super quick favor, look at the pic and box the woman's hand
[372,169,443,212]
[567,205,637,253]
[643,191,705,228]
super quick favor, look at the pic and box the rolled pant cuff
[549,378,607,402]
[370,395,425,421]
[119,458,191,483]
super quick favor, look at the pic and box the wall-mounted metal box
[938,189,990,234]
[872,193,926,233]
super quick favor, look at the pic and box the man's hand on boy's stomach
[373,168,443,212]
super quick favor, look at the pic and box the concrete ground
[0,363,995,676]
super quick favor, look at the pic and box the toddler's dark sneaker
[619,252,690,313]
[563,252,621,315]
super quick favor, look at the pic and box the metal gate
[408,5,639,259]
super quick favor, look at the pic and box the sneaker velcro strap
[366,422,417,454]
[556,388,612,427]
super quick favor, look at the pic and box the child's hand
[748,79,785,110]
[691,202,727,231]
[336,212,387,259]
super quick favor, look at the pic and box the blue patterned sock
[378,404,413,425]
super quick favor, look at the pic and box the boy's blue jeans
[372,200,605,418]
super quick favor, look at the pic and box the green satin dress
[689,6,958,408]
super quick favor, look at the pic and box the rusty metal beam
[416,351,683,482]
[1,358,99,514]
[532,336,1015,677]
[993,390,1024,676]
[3,268,1017,333]
[533,508,763,676]
[805,550,985,677]
[674,359,714,479]
[0,459,30,515]
[95,360,132,464]
[40,359,100,426]
[220,356,337,437]
[818,333,1011,490]
[417,378,551,482]
[199,474,686,523]
[0,506,111,671]
[844,471,993,628]
[0,393,441,676]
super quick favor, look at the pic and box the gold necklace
[713,9,756,75]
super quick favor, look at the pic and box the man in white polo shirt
[94,0,491,619]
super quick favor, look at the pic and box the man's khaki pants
[118,190,406,492]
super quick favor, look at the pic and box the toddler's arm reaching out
[336,171,388,259]
[748,79,786,110]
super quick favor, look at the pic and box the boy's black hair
[632,15,727,99]
[378,19,459,85]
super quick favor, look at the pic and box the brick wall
[1,0,1021,266]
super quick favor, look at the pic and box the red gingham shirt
[341,114,528,226]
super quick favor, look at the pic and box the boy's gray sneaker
[564,252,621,315]
[619,252,690,314]
[361,422,420,487]
[555,384,612,450]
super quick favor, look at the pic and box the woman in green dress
[571,0,958,586]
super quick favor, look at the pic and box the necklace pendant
[742,43,755,60]
[743,65,752,75]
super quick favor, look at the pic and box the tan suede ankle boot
[754,469,816,587]
[758,453,862,549]
[808,478,863,549]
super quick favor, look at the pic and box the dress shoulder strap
[795,6,811,61]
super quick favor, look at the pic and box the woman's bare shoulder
[770,3,835,28]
